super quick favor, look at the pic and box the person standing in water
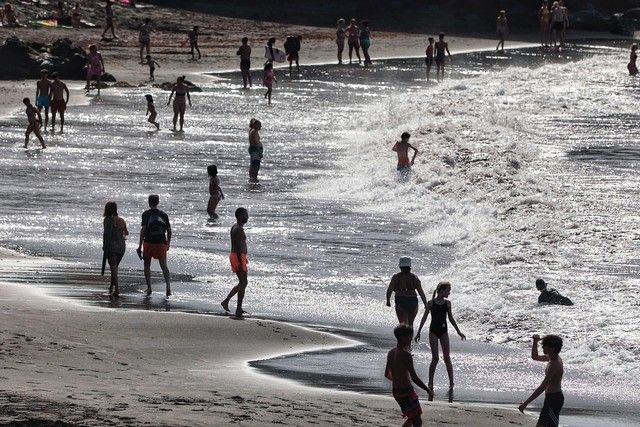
[35,69,52,131]
[538,1,551,47]
[359,20,372,66]
[100,0,117,39]
[284,35,302,75]
[167,76,191,132]
[207,164,224,219]
[102,201,128,298]
[263,62,276,104]
[85,44,105,95]
[145,94,159,130]
[415,281,466,400]
[50,72,69,133]
[138,17,154,64]
[248,118,263,182]
[536,279,573,306]
[628,44,638,76]
[188,26,201,60]
[138,194,172,297]
[336,18,346,64]
[221,207,249,317]
[434,33,451,82]
[392,132,418,172]
[550,1,568,48]
[496,10,508,53]
[346,18,361,64]
[425,37,434,81]
[23,98,46,149]
[237,37,252,89]
[519,335,565,427]
[386,257,428,328]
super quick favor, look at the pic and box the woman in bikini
[167,76,191,132]
[386,257,428,328]
[415,281,466,399]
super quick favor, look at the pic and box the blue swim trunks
[36,95,50,108]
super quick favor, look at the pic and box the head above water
[104,201,118,217]
[541,334,563,354]
[235,207,249,224]
[148,194,159,208]
[401,132,411,141]
[393,324,414,346]
[432,281,451,300]
[207,164,218,177]
[535,278,547,291]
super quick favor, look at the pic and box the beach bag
[146,212,167,241]
[284,36,300,54]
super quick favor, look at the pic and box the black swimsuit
[429,300,448,337]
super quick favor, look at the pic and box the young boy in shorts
[385,324,433,426]
[221,207,249,317]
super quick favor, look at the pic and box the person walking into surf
[628,44,638,76]
[237,37,252,88]
[102,201,128,298]
[392,132,418,172]
[207,164,224,219]
[137,194,172,297]
[346,18,361,64]
[434,33,451,82]
[386,257,428,328]
[221,207,250,317]
[336,18,346,64]
[415,281,466,400]
[167,76,191,132]
[248,118,263,182]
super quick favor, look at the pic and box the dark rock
[101,72,117,82]
[154,80,202,92]
[0,36,40,79]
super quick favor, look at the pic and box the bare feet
[221,301,230,312]
[145,287,152,296]
[235,309,247,317]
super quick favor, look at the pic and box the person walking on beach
[536,279,573,306]
[85,44,105,95]
[550,1,568,48]
[386,257,428,328]
[221,207,249,317]
[384,324,434,426]
[137,194,172,297]
[23,98,46,149]
[138,17,154,64]
[425,37,434,81]
[167,76,191,132]
[35,69,52,131]
[392,132,418,172]
[188,26,201,60]
[359,20,372,66]
[336,18,346,64]
[100,0,117,40]
[284,35,302,75]
[518,335,565,427]
[415,281,466,400]
[237,37,252,88]
[143,54,160,81]
[496,10,508,53]
[50,72,69,133]
[248,118,263,182]
[207,164,224,219]
[102,201,128,298]
[145,94,159,130]
[628,44,638,76]
[539,1,551,47]
[346,19,361,64]
[434,33,451,82]
[263,62,276,104]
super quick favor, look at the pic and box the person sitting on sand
[628,44,638,76]
[519,335,565,427]
[145,94,159,130]
[496,10,508,53]
[536,279,573,306]
[425,37,434,81]
[336,18,346,64]
[237,37,252,88]
[138,17,154,63]
[284,35,302,75]
[263,61,276,104]
[167,76,191,132]
[415,281,466,400]
[434,33,451,82]
[85,44,105,95]
[207,164,224,219]
[221,207,250,317]
[359,20,372,66]
[386,257,428,328]
[143,54,160,81]
[35,69,52,131]
[103,201,128,298]
[392,132,418,172]
[248,118,263,182]
[138,194,172,297]
[23,98,46,149]
[50,72,69,133]
[345,18,361,64]
[538,1,551,47]
[385,324,434,426]
[188,26,201,60]
[101,0,117,39]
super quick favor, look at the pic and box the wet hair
[541,335,563,353]
[535,278,547,291]
[428,37,434,43]
[242,37,248,44]
[207,164,218,177]
[401,132,410,140]
[145,94,153,103]
[235,207,248,221]
[393,324,414,342]
[148,194,159,207]
[264,61,273,70]
[432,281,451,300]
[249,118,261,129]
[103,201,118,217]
[268,37,276,45]
[23,97,30,104]
[51,72,59,79]
[439,32,445,39]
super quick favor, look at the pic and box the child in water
[145,94,160,130]
[415,281,466,401]
[628,44,638,76]
[143,54,160,81]
[425,37,434,81]
[207,164,224,219]
[263,61,276,104]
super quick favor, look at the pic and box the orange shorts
[143,242,168,260]
[229,253,248,273]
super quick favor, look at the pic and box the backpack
[146,211,167,241]
[284,36,300,54]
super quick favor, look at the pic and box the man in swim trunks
[425,37,434,81]
[519,334,565,427]
[137,194,172,297]
[237,37,252,89]
[49,72,69,133]
[221,207,249,317]
[385,324,433,426]
[434,33,451,82]
[536,279,573,306]
[392,132,418,172]
[35,69,52,131]
[23,97,46,149]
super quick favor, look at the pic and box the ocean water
[1,42,640,422]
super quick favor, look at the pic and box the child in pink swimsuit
[263,62,276,104]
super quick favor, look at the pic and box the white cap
[398,257,412,268]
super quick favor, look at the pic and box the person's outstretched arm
[447,301,466,340]
[64,83,70,104]
[409,143,418,165]
[415,301,431,342]
[187,88,192,106]
[384,351,392,381]
[531,335,549,361]
[407,353,434,398]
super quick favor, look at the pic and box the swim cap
[399,257,412,268]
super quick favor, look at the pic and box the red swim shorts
[393,387,422,419]
[229,253,248,273]
[143,242,168,260]
[51,99,66,113]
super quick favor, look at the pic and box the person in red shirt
[392,132,418,172]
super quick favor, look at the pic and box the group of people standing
[538,0,569,48]
[336,18,372,66]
